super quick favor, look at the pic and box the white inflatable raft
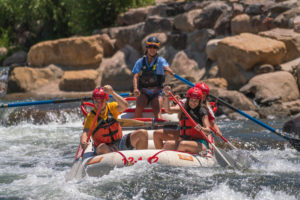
[71,98,218,178]
[74,130,217,178]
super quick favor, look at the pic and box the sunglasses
[147,45,158,49]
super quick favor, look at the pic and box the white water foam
[180,182,297,200]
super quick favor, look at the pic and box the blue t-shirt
[132,55,169,75]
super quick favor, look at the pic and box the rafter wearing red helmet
[195,82,223,137]
[80,85,148,155]
[153,86,213,154]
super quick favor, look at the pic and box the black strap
[142,56,158,72]
[139,56,164,88]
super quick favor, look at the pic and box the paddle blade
[65,157,83,181]
[66,145,84,181]
[213,145,243,169]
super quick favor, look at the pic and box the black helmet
[146,36,160,48]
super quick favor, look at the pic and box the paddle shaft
[0,93,132,108]
[173,73,298,143]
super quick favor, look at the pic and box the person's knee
[153,129,163,139]
[138,129,148,141]
[163,141,176,150]
[96,143,110,155]
[131,129,148,143]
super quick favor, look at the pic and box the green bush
[0,0,154,50]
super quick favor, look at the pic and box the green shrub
[0,0,154,49]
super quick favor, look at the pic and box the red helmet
[92,87,109,100]
[195,82,209,95]
[186,87,203,100]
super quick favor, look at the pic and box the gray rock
[283,113,300,136]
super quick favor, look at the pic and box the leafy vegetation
[0,0,154,52]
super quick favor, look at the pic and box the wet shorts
[141,88,163,103]
[116,133,134,151]
[195,139,209,149]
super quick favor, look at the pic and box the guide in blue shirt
[132,36,173,119]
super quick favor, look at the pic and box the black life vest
[138,56,165,89]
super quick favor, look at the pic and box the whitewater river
[0,102,299,200]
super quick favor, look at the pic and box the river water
[0,102,299,200]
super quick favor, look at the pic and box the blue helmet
[146,36,160,48]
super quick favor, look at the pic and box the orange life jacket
[91,109,122,147]
[179,107,206,140]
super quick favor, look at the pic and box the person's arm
[164,65,174,76]
[201,115,211,134]
[103,85,128,113]
[211,120,223,136]
[194,108,210,135]
[80,129,90,149]
[163,86,180,114]
[133,73,140,97]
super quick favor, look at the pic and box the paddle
[66,100,103,180]
[173,73,300,151]
[210,126,259,163]
[168,91,240,168]
[117,118,178,127]
[0,92,132,108]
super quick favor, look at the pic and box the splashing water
[0,104,299,199]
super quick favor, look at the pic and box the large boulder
[202,77,228,89]
[240,71,299,104]
[144,16,174,35]
[296,65,300,90]
[231,14,275,35]
[3,51,27,66]
[59,69,99,91]
[148,2,185,17]
[115,22,146,52]
[187,29,215,53]
[205,38,222,61]
[216,33,286,89]
[194,1,231,30]
[210,88,257,115]
[259,28,300,62]
[280,57,300,73]
[283,100,300,115]
[294,16,300,33]
[100,45,139,91]
[283,113,300,137]
[170,51,204,82]
[274,7,300,28]
[7,65,63,93]
[27,35,109,67]
[173,9,202,32]
[117,7,150,26]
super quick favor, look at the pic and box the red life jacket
[208,102,217,121]
[91,109,122,147]
[179,107,207,140]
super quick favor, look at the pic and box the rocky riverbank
[1,0,300,119]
